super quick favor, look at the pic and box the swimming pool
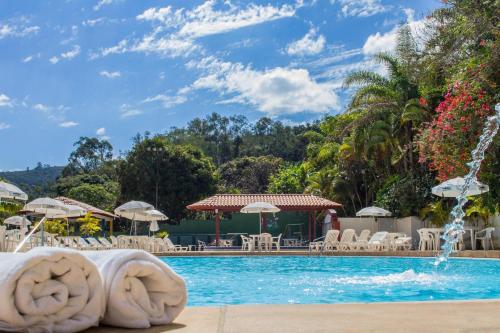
[161,256,500,306]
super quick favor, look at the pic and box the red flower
[419,97,428,106]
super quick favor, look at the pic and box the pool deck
[90,300,500,333]
[155,249,500,258]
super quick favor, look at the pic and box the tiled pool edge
[154,249,500,259]
[87,299,500,333]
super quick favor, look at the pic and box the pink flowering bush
[418,69,495,181]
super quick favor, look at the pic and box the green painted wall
[163,211,311,244]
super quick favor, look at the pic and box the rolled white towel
[0,247,104,333]
[83,249,187,328]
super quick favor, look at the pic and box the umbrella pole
[259,212,262,234]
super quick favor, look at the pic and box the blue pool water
[161,256,500,306]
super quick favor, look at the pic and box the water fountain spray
[436,103,500,264]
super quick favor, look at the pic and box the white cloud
[61,45,80,59]
[96,127,106,135]
[99,1,299,59]
[59,121,78,128]
[363,30,398,55]
[49,45,80,64]
[119,104,143,118]
[33,103,50,111]
[0,122,10,130]
[142,93,187,109]
[94,0,114,11]
[0,94,13,107]
[33,103,71,123]
[82,17,106,27]
[99,70,121,78]
[287,28,326,56]
[188,57,339,115]
[0,23,39,39]
[176,1,297,39]
[332,0,388,17]
[22,53,41,63]
[362,8,426,55]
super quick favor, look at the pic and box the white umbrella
[0,181,28,201]
[145,210,168,234]
[114,200,155,235]
[149,221,160,232]
[240,202,280,234]
[4,216,31,227]
[432,177,489,198]
[15,198,88,252]
[356,206,392,217]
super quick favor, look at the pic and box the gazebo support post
[215,210,221,246]
[312,210,316,240]
[308,211,312,242]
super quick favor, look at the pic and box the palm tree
[342,26,424,173]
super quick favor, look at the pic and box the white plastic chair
[418,229,434,251]
[309,229,340,253]
[367,232,389,251]
[241,235,254,251]
[272,233,282,251]
[475,227,495,250]
[258,233,272,252]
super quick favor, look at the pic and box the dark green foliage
[166,112,318,165]
[375,173,436,217]
[118,136,217,220]
[217,155,283,194]
[0,164,63,199]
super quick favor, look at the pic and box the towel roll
[0,247,105,333]
[83,249,187,328]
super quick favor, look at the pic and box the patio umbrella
[4,215,31,228]
[16,198,87,252]
[356,206,392,217]
[0,181,28,201]
[356,206,392,233]
[114,200,155,235]
[240,202,280,234]
[145,209,168,234]
[432,177,489,198]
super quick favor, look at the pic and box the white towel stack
[0,247,105,333]
[0,247,186,333]
[83,250,187,328]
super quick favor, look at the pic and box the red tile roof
[56,196,117,219]
[187,194,342,212]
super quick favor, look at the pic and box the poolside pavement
[89,300,500,333]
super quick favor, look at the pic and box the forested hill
[0,164,63,198]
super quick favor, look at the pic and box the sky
[0,0,443,170]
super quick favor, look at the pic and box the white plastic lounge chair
[74,237,94,250]
[163,237,188,252]
[367,232,389,251]
[87,237,112,250]
[109,235,120,248]
[391,234,413,251]
[350,229,371,251]
[272,233,282,251]
[475,227,495,250]
[258,233,272,252]
[98,237,116,249]
[309,229,340,253]
[338,229,356,251]
[417,229,435,251]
